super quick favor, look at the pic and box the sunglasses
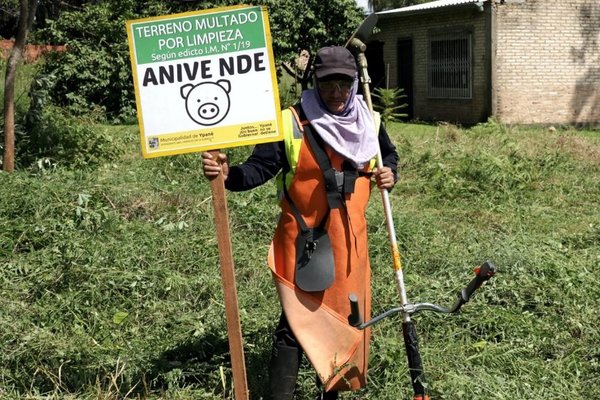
[317,80,353,93]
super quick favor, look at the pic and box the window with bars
[428,33,472,99]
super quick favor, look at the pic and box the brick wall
[0,39,66,63]
[372,0,599,126]
[495,0,599,125]
[373,6,489,125]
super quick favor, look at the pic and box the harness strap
[283,184,330,240]
[291,104,361,210]
[289,105,308,134]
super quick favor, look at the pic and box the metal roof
[377,0,485,16]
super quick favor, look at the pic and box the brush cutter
[348,261,496,400]
[344,14,497,400]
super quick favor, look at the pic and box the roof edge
[377,0,486,19]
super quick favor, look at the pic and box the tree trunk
[3,0,38,172]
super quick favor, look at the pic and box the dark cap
[313,46,357,79]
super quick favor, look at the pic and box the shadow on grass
[147,329,273,398]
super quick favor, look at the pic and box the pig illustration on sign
[180,79,231,126]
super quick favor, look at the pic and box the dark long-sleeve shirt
[225,124,398,192]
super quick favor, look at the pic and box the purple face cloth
[300,78,379,169]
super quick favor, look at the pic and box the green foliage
[32,1,149,122]
[9,71,122,169]
[19,104,123,169]
[0,59,39,115]
[2,56,122,170]
[30,0,364,122]
[372,86,408,124]
[0,134,275,398]
[277,70,303,109]
[1,121,599,398]
[401,120,586,204]
[262,0,364,66]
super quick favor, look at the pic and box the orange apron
[267,133,373,392]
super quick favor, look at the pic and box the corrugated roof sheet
[378,0,484,16]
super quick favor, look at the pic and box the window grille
[428,33,472,99]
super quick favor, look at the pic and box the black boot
[268,343,301,400]
[315,376,338,400]
[315,390,339,400]
[322,390,338,399]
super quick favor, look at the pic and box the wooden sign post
[126,6,283,398]
[209,149,248,399]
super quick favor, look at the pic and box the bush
[32,1,146,122]
[15,73,123,169]
[21,105,122,169]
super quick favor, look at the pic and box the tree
[3,0,38,172]
[368,0,433,13]
[264,0,364,88]
[32,0,364,121]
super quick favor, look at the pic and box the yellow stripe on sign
[142,120,280,158]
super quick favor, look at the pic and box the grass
[369,120,600,399]
[0,118,598,399]
[1,62,599,398]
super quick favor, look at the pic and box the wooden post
[208,150,249,400]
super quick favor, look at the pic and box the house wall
[373,6,489,125]
[494,0,600,126]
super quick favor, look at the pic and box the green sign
[126,5,282,158]
[131,8,266,65]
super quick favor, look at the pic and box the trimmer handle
[449,260,496,313]
[348,261,497,327]
[348,293,363,327]
[464,261,496,300]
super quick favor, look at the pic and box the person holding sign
[202,46,398,399]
